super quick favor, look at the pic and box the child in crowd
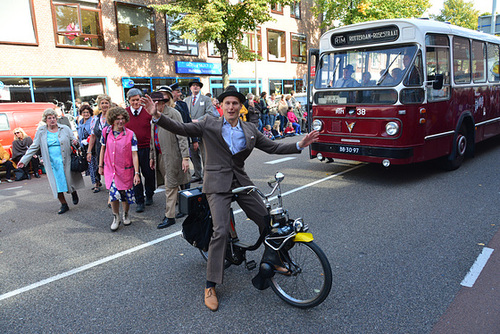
[262,125,275,140]
[284,122,296,137]
[272,121,283,139]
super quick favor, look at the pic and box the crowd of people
[1,83,318,312]
[0,83,308,232]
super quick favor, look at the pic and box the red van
[0,102,55,152]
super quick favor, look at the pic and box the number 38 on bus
[307,19,500,169]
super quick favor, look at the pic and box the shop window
[270,4,283,14]
[115,2,157,52]
[291,33,306,63]
[122,78,152,98]
[73,78,106,106]
[291,2,301,19]
[0,77,32,102]
[0,0,38,45]
[32,78,73,113]
[243,28,262,57]
[52,0,104,49]
[165,15,198,56]
[267,29,286,62]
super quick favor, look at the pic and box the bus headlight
[312,119,323,131]
[385,122,399,136]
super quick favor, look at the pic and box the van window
[0,114,9,131]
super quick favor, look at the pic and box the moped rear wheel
[270,241,332,309]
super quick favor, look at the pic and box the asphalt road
[1,135,499,333]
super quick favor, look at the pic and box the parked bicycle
[181,172,332,309]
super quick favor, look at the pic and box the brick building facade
[0,0,320,112]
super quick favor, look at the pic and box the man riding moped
[141,86,319,311]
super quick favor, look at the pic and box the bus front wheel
[442,125,467,171]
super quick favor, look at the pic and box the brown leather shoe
[204,287,218,311]
[275,265,292,276]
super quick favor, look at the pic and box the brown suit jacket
[155,114,301,194]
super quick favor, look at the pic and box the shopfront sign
[175,61,229,75]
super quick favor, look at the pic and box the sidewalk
[432,229,500,333]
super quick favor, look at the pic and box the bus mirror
[433,74,444,90]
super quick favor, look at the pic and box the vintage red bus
[307,19,500,169]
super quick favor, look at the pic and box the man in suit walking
[184,80,218,183]
[141,86,318,312]
[125,88,155,213]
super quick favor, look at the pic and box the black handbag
[14,168,29,181]
[70,146,88,173]
[182,201,213,251]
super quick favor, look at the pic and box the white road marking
[0,231,182,301]
[460,247,494,287]
[0,164,363,301]
[265,157,296,164]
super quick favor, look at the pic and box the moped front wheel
[270,241,332,309]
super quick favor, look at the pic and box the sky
[427,0,496,16]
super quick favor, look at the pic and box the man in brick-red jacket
[125,88,155,212]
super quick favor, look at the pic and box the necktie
[133,109,138,116]
[192,95,197,106]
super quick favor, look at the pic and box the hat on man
[344,64,354,72]
[188,79,203,88]
[151,91,168,102]
[158,86,171,92]
[170,82,181,91]
[217,85,246,104]
[126,88,142,99]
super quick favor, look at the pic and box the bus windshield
[315,45,422,89]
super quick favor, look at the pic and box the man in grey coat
[184,80,218,183]
[141,86,318,312]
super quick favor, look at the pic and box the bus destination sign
[331,25,400,47]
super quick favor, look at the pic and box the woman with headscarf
[11,127,41,179]
[17,108,84,214]
[86,94,112,193]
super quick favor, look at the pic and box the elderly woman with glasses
[17,108,84,214]
[11,127,41,179]
[99,106,140,231]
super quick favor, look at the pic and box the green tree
[431,0,479,30]
[151,0,294,89]
[312,0,430,29]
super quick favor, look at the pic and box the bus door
[485,42,500,138]
[424,34,452,158]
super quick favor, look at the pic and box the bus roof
[319,18,500,52]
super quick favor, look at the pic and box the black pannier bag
[179,187,213,251]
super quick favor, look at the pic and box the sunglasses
[14,132,20,134]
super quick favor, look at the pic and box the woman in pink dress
[98,107,141,231]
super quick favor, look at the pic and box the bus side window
[472,40,486,83]
[453,36,471,84]
[488,43,500,82]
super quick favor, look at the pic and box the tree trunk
[216,40,230,90]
